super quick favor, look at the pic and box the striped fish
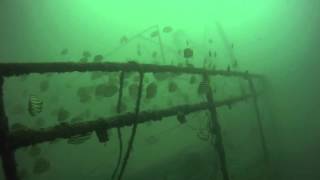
[197,80,210,95]
[28,95,43,116]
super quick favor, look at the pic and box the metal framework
[0,61,268,180]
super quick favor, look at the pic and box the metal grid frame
[0,62,267,180]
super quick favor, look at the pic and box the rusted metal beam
[203,73,230,180]
[247,78,271,178]
[0,62,263,79]
[8,94,257,150]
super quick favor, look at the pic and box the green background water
[0,0,319,179]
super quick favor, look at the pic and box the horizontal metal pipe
[8,93,255,150]
[0,62,263,79]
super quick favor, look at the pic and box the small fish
[214,51,217,58]
[146,82,157,99]
[83,51,91,58]
[60,48,68,55]
[208,39,213,44]
[93,55,104,62]
[150,30,159,38]
[183,48,193,58]
[28,95,43,116]
[230,43,234,49]
[33,157,51,174]
[227,65,231,72]
[208,50,212,57]
[39,79,50,93]
[162,26,173,33]
[120,36,128,44]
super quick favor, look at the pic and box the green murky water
[1,0,319,180]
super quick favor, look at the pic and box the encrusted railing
[0,62,267,180]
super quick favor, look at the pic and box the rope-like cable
[117,71,144,180]
[111,71,125,179]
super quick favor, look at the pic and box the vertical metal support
[247,78,270,174]
[0,76,19,180]
[203,73,229,180]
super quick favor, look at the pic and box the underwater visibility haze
[0,0,320,180]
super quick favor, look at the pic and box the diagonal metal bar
[203,73,230,180]
[247,78,270,174]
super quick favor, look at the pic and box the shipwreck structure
[0,61,269,180]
